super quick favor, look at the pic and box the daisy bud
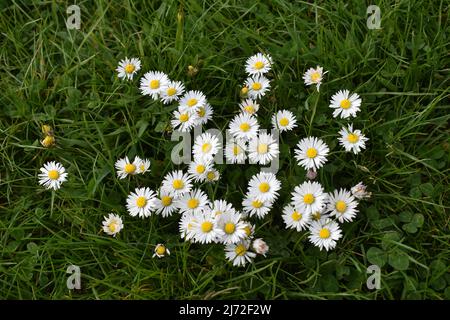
[153,244,170,258]
[252,238,269,257]
[351,182,372,200]
[187,65,198,77]
[240,86,249,97]
[306,169,317,180]
[41,135,56,148]
[41,124,54,136]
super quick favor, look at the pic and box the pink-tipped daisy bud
[351,182,372,200]
[306,168,317,180]
[252,238,269,257]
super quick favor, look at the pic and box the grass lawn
[0,0,449,299]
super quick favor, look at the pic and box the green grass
[0,0,449,299]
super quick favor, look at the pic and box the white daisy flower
[351,182,372,200]
[239,99,260,116]
[225,137,248,164]
[192,211,224,244]
[136,157,151,174]
[38,161,68,190]
[252,238,269,257]
[161,170,193,198]
[155,189,178,218]
[225,239,256,267]
[248,172,281,202]
[228,113,259,140]
[329,89,362,119]
[338,124,369,154]
[205,168,220,183]
[102,213,123,237]
[327,189,359,223]
[308,219,342,251]
[303,65,327,91]
[188,158,213,183]
[217,211,247,244]
[116,57,141,80]
[179,212,197,241]
[311,209,331,223]
[139,71,169,99]
[209,199,236,217]
[178,90,207,113]
[245,75,270,100]
[126,187,158,218]
[115,156,141,179]
[294,137,330,171]
[245,52,272,75]
[291,181,327,215]
[171,109,199,132]
[192,132,221,161]
[242,221,256,239]
[242,193,273,219]
[282,204,311,232]
[175,188,209,215]
[153,244,170,258]
[194,102,213,126]
[160,80,185,104]
[248,133,279,165]
[271,110,297,132]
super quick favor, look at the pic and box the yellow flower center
[259,182,270,193]
[235,244,247,256]
[161,196,172,206]
[187,98,198,107]
[292,211,302,221]
[252,200,263,208]
[140,164,146,172]
[47,169,59,180]
[214,211,222,216]
[124,64,135,74]
[310,71,320,82]
[136,196,147,208]
[224,223,236,234]
[202,143,212,153]
[319,228,330,239]
[201,221,213,233]
[335,200,347,213]
[303,193,315,205]
[279,117,289,127]
[187,198,199,209]
[347,133,359,143]
[241,86,249,95]
[233,145,241,155]
[197,107,206,117]
[179,113,189,122]
[41,135,55,147]
[239,123,250,132]
[108,222,117,233]
[306,147,318,158]
[252,82,262,91]
[207,171,216,181]
[156,245,166,255]
[196,164,205,174]
[166,87,177,96]
[254,61,265,69]
[149,79,160,89]
[172,179,184,190]
[257,143,268,154]
[124,163,136,174]
[244,105,255,114]
[340,99,351,109]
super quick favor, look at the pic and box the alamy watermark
[66,5,81,30]
[366,265,381,290]
[66,265,81,290]
[367,5,381,30]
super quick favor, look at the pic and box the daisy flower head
[136,157,151,174]
[139,71,169,99]
[217,211,247,244]
[38,161,68,190]
[179,212,197,241]
[115,156,141,179]
[329,89,362,119]
[192,211,224,244]
[351,182,372,200]
[175,188,210,215]
[160,80,185,104]
[126,187,158,218]
[171,109,199,132]
[272,110,297,132]
[188,157,213,183]
[282,204,312,232]
[194,102,214,126]
[192,132,221,161]
[228,113,259,141]
[102,213,124,237]
[338,124,369,154]
[225,137,247,164]
[291,181,327,215]
[155,189,178,218]
[225,239,256,267]
[245,75,270,100]
[178,90,207,113]
[210,199,236,217]
[248,133,279,165]
[303,65,327,91]
[252,238,269,257]
[239,99,260,116]
[245,52,272,75]
[116,57,141,80]
[248,172,281,202]
[161,170,193,198]
[308,219,342,251]
[327,188,359,223]
[205,168,220,183]
[153,244,170,258]
[242,193,274,219]
[294,137,330,171]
